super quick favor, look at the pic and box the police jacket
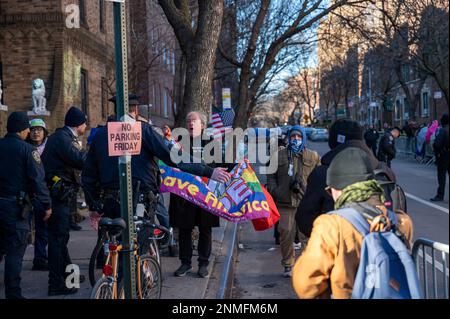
[42,126,87,185]
[0,133,52,210]
[81,120,215,210]
[377,132,396,162]
[433,125,449,162]
[364,129,379,146]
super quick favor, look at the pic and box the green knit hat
[326,147,374,190]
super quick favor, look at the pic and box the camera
[290,178,302,194]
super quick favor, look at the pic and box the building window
[99,0,105,32]
[163,90,168,118]
[395,99,401,121]
[421,91,429,117]
[172,51,176,75]
[152,85,156,111]
[79,0,86,25]
[401,64,409,82]
[80,69,89,123]
[403,97,410,120]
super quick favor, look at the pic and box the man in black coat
[377,127,400,168]
[431,114,449,202]
[296,119,395,237]
[169,111,233,279]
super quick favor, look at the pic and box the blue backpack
[329,205,423,299]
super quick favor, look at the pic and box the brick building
[129,0,178,128]
[316,1,449,127]
[0,0,116,137]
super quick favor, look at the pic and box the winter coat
[377,132,396,162]
[292,197,413,299]
[296,140,395,237]
[168,135,232,229]
[266,147,320,209]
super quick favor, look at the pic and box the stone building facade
[0,0,116,137]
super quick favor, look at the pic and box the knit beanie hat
[7,112,31,133]
[327,147,374,190]
[328,119,363,149]
[65,106,87,127]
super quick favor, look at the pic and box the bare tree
[331,0,449,118]
[219,0,370,129]
[158,0,225,126]
[278,65,320,125]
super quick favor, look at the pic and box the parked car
[305,127,315,138]
[309,128,329,141]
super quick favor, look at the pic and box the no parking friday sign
[108,121,142,156]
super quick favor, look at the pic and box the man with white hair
[169,111,232,278]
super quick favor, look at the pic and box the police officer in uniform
[377,127,400,168]
[0,112,52,299]
[81,95,230,253]
[42,106,87,296]
[431,114,449,202]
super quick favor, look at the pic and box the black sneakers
[430,196,444,202]
[197,265,209,278]
[32,260,49,271]
[174,264,192,277]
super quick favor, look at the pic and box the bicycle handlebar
[134,219,170,235]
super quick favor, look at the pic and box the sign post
[222,88,232,110]
[110,0,137,299]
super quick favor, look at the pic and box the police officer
[81,94,230,245]
[431,114,449,202]
[0,112,52,299]
[364,124,379,156]
[42,106,87,296]
[377,127,400,168]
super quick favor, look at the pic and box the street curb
[203,221,239,299]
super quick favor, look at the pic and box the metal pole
[434,98,437,121]
[113,1,137,299]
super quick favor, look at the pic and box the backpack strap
[328,208,370,237]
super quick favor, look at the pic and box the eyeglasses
[30,127,44,132]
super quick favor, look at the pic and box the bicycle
[89,192,170,287]
[89,217,169,299]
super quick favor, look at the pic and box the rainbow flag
[159,160,278,225]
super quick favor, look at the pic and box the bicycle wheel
[137,226,161,265]
[90,277,114,299]
[149,239,161,266]
[89,233,106,287]
[138,255,162,299]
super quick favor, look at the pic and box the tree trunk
[159,0,224,127]
[234,70,251,128]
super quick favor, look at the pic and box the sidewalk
[0,201,229,299]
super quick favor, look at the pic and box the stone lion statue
[32,78,47,114]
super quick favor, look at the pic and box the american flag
[211,107,235,139]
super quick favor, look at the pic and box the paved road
[232,141,449,299]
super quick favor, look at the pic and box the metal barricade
[412,238,449,299]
